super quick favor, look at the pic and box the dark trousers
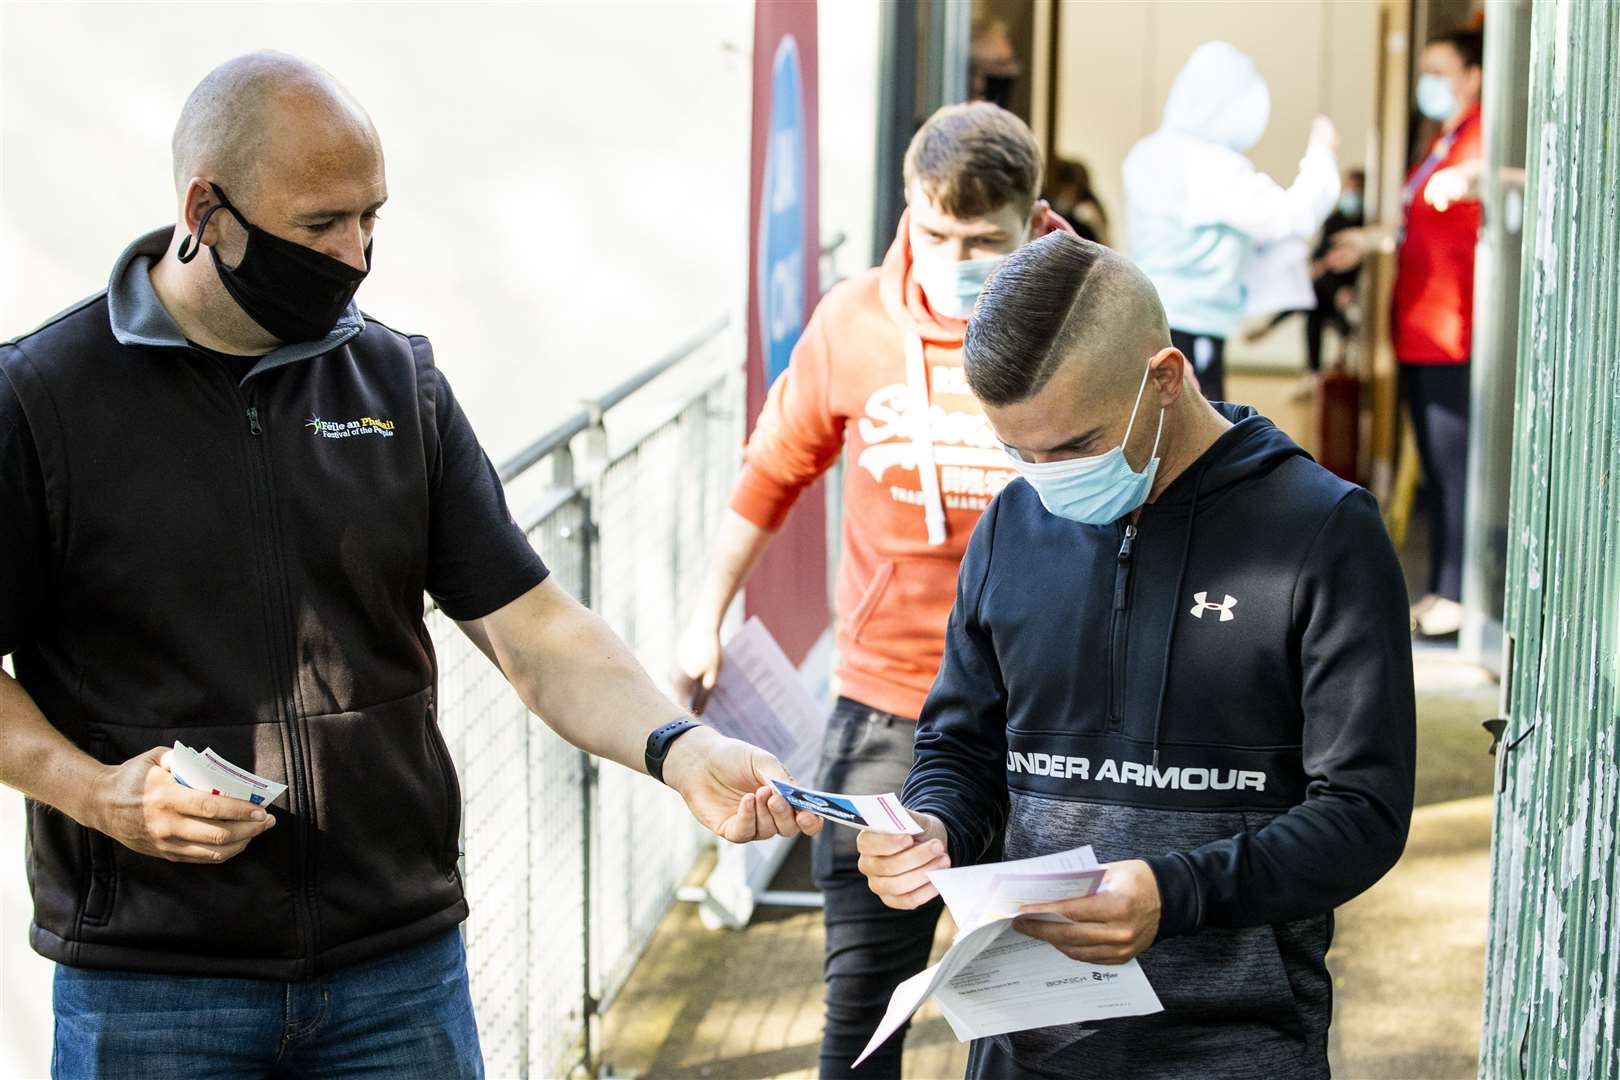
[813,697,943,1078]
[1304,304,1353,372]
[1258,306,1354,371]
[1171,328,1226,403]
[1403,361,1472,601]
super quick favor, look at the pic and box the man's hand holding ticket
[82,744,279,865]
[168,741,287,807]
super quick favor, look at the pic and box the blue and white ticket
[768,779,921,834]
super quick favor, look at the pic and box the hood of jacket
[1161,41,1272,152]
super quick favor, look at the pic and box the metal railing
[425,322,738,1079]
[428,234,846,1079]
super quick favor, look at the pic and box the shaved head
[964,233,1170,406]
[171,51,379,201]
[154,51,388,355]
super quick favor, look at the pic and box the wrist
[651,721,713,790]
[69,761,117,834]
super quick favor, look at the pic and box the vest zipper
[212,360,319,977]
[1107,522,1137,732]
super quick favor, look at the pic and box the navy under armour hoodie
[901,404,1415,1079]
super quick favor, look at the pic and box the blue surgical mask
[1338,191,1363,219]
[1416,74,1457,121]
[916,253,1008,319]
[1005,363,1165,525]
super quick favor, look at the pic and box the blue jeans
[52,928,482,1079]
[812,697,943,1078]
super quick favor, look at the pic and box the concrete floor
[599,648,1500,1080]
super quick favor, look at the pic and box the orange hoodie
[731,209,1069,719]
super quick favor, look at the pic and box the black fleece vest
[3,295,465,979]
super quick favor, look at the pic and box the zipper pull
[247,406,262,436]
[1117,523,1137,563]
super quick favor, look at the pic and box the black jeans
[812,697,943,1078]
[1403,361,1472,601]
[1171,328,1226,403]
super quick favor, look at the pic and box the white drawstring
[904,333,948,546]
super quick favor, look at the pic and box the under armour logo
[1189,591,1237,622]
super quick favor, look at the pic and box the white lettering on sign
[768,249,804,344]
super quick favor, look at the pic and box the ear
[179,178,226,247]
[1148,345,1189,406]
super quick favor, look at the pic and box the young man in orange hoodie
[673,102,1069,1077]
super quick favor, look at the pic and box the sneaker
[1409,594,1440,633]
[1414,597,1463,639]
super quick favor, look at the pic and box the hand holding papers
[168,741,287,807]
[853,846,1163,1067]
[694,617,824,784]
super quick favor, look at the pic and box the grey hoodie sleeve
[901,496,1010,868]
[1145,488,1416,939]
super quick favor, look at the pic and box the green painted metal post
[1480,1,1620,1078]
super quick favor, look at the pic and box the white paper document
[767,779,921,834]
[853,845,1162,1067]
[698,616,824,781]
[169,741,287,807]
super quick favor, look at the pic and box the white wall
[1,0,762,464]
[817,0,883,271]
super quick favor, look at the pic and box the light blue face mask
[1416,74,1457,121]
[916,253,1008,319]
[1338,191,1363,219]
[1005,362,1165,525]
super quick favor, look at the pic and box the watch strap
[645,719,701,785]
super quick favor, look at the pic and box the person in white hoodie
[1123,41,1340,403]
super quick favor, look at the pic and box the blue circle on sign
[757,34,806,389]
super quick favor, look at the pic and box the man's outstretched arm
[460,577,823,843]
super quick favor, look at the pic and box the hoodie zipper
[1107,522,1138,732]
[212,357,319,976]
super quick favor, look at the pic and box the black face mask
[178,184,370,344]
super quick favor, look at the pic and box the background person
[1046,157,1110,246]
[1329,28,1484,639]
[1245,167,1366,396]
[672,102,1068,1077]
[1123,40,1341,403]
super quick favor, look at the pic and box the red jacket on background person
[1392,102,1483,363]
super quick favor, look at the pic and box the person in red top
[1331,27,1484,639]
[672,102,1068,1076]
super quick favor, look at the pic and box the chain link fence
[426,323,741,1079]
[425,237,844,1079]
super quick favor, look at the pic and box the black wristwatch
[645,719,702,786]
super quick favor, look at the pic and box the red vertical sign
[745,0,826,666]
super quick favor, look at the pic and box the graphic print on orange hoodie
[730,209,1071,720]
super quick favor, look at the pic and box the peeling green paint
[1479,1,1620,1077]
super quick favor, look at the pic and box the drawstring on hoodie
[1148,461,1209,769]
[904,332,949,547]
